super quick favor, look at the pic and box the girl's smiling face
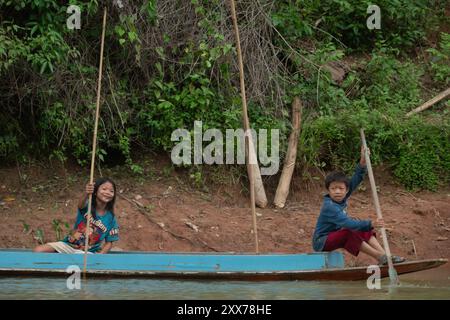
[96,182,115,204]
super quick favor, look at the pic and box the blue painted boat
[0,249,446,281]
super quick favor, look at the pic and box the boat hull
[0,249,446,281]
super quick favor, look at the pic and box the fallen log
[406,87,450,117]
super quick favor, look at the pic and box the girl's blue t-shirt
[63,206,119,253]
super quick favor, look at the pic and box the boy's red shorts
[323,228,376,256]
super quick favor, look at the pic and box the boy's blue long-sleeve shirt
[312,163,372,252]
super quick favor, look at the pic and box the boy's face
[328,181,348,202]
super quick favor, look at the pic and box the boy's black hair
[91,177,116,218]
[325,171,350,189]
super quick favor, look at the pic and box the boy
[312,146,405,265]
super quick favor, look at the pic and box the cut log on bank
[274,97,303,208]
[406,87,450,117]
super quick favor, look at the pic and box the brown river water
[0,266,448,300]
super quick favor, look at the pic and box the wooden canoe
[0,249,446,281]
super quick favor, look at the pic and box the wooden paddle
[83,7,108,278]
[360,129,400,285]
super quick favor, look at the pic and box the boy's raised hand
[360,145,370,167]
[372,218,385,229]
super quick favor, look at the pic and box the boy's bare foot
[378,255,406,265]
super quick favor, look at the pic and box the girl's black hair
[91,177,116,218]
[325,171,350,190]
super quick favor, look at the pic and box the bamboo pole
[83,7,107,278]
[360,129,400,286]
[406,87,450,117]
[274,97,302,208]
[229,0,262,252]
[228,0,267,209]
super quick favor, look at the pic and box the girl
[34,177,119,254]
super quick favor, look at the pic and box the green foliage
[33,228,44,244]
[393,118,450,191]
[0,0,74,74]
[21,220,30,234]
[0,26,29,72]
[136,1,239,151]
[114,13,141,63]
[52,219,70,241]
[143,0,158,25]
[0,135,19,158]
[0,0,448,192]
[189,168,204,189]
[138,72,236,150]
[358,47,423,111]
[271,2,314,41]
[300,106,450,190]
[272,0,440,50]
[427,32,450,84]
[299,52,449,190]
[38,101,92,166]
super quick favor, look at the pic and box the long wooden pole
[83,7,107,278]
[229,0,259,253]
[228,1,267,209]
[360,129,399,286]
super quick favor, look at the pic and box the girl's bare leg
[33,244,57,253]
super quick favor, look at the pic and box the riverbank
[1,157,449,269]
